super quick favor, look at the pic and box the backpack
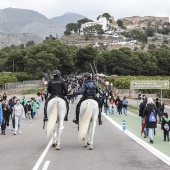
[110,99,114,104]
[149,110,156,122]
[98,97,103,105]
[164,123,169,131]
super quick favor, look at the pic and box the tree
[66,23,78,32]
[117,19,124,28]
[26,41,35,48]
[64,30,71,36]
[76,46,98,72]
[145,28,155,37]
[77,18,93,33]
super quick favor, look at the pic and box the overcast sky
[0,0,170,21]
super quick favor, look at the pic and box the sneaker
[19,131,22,134]
[149,139,154,144]
[14,132,17,135]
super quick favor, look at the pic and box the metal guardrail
[4,80,43,93]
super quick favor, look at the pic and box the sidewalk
[104,109,170,158]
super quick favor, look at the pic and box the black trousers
[44,95,69,118]
[164,130,169,141]
[98,104,103,122]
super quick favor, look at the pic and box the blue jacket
[74,80,98,97]
[0,103,3,124]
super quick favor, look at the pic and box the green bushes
[105,76,170,98]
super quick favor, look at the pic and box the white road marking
[42,161,50,170]
[102,112,170,166]
[32,139,52,170]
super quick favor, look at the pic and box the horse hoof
[87,142,90,145]
[89,147,93,150]
[52,143,56,147]
[84,145,87,148]
[56,147,60,150]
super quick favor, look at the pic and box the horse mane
[79,101,93,140]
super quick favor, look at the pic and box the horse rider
[43,70,69,122]
[71,72,99,125]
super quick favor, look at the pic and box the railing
[4,80,43,93]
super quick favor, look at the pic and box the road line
[32,139,52,170]
[102,113,170,166]
[42,161,50,170]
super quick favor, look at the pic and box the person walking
[8,96,17,131]
[139,97,148,138]
[109,96,115,116]
[12,99,25,135]
[122,96,128,116]
[97,95,103,125]
[143,97,157,144]
[103,96,110,116]
[161,113,170,142]
[0,99,6,135]
[155,98,161,123]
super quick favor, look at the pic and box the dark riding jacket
[47,77,68,98]
[73,80,98,99]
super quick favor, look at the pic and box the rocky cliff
[0,32,43,48]
[120,16,169,30]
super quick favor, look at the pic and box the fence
[3,80,43,93]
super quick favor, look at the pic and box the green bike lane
[102,109,170,166]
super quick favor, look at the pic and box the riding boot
[64,98,69,121]
[73,104,80,124]
[98,111,102,125]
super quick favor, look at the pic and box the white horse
[79,99,99,150]
[46,97,66,150]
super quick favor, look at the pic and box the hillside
[0,8,88,47]
[51,12,87,27]
[0,32,43,48]
[0,8,86,39]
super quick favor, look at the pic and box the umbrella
[141,117,146,135]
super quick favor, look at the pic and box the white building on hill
[81,16,109,32]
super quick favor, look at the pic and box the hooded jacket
[143,103,157,128]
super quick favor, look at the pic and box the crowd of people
[0,93,41,135]
[1,72,170,145]
[139,97,170,143]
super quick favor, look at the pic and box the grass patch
[128,105,139,114]
[20,88,45,95]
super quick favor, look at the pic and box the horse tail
[46,100,58,138]
[79,101,93,140]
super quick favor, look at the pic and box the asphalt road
[0,97,170,170]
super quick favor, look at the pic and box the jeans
[123,107,127,115]
[15,116,22,132]
[104,106,109,115]
[149,128,154,141]
[1,120,6,131]
[118,108,122,115]
[12,118,15,129]
[109,106,114,115]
